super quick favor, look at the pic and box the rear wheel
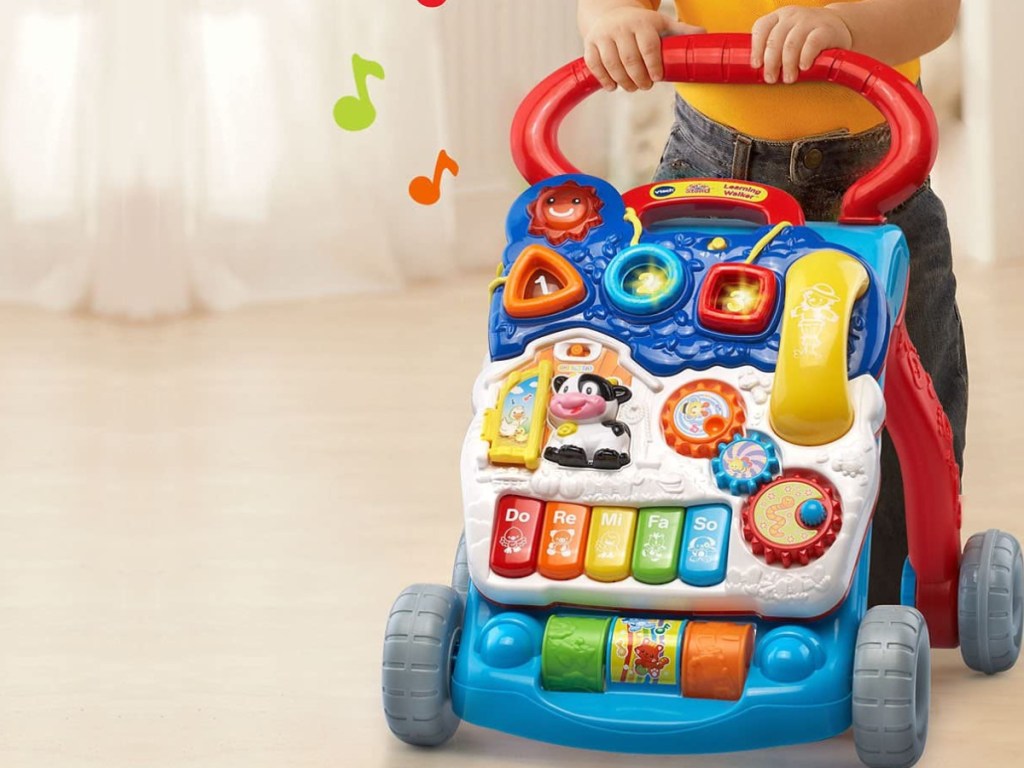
[959,529,1023,674]
[852,605,930,768]
[382,584,462,746]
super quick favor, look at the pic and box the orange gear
[741,471,842,568]
[661,380,745,459]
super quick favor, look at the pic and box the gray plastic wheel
[852,605,931,768]
[959,529,1023,674]
[382,584,462,746]
[451,533,469,603]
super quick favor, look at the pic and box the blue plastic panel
[492,175,909,380]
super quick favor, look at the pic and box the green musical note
[334,54,385,132]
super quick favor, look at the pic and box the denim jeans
[655,96,968,606]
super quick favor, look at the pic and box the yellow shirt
[674,0,921,140]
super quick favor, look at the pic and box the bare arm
[827,0,960,65]
[578,0,704,91]
[578,0,660,37]
[752,0,960,84]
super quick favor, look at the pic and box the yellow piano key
[585,507,638,582]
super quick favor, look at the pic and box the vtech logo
[651,185,676,199]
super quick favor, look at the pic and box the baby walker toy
[381,34,1023,768]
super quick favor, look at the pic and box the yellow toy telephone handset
[770,250,870,446]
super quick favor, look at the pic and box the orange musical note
[409,149,460,206]
[333,54,385,132]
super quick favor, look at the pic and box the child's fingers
[761,17,796,83]
[636,27,664,83]
[598,39,638,91]
[781,25,812,83]
[615,36,653,90]
[750,12,780,69]
[799,28,830,71]
[584,43,618,91]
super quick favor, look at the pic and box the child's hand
[583,7,704,92]
[751,5,853,84]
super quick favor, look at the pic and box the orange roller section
[681,622,755,701]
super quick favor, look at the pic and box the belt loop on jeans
[731,134,753,180]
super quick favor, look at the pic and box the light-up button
[585,507,637,582]
[678,504,731,587]
[503,245,587,319]
[632,508,685,585]
[697,262,778,336]
[490,496,545,578]
[602,245,691,316]
[537,502,590,580]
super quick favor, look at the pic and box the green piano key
[632,508,685,585]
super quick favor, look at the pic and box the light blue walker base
[453,531,871,754]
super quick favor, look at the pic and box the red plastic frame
[511,33,937,225]
[884,316,962,647]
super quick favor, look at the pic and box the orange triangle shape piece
[503,245,587,319]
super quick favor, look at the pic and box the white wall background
[958,1,1024,264]
[0,1,1006,318]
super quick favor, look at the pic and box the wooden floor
[0,260,1020,767]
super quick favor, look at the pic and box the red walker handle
[511,33,938,224]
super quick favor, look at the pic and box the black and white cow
[544,374,632,470]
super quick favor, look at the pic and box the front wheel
[959,529,1023,674]
[382,584,463,746]
[852,605,930,768]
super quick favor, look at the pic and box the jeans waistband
[671,94,893,187]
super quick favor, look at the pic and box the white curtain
[0,0,451,318]
[0,1,596,318]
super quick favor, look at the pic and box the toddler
[578,0,965,605]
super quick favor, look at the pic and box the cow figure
[543,374,632,470]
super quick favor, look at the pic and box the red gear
[741,471,842,568]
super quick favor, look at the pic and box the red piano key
[490,496,545,578]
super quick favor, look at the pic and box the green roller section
[541,615,612,693]
[632,508,685,584]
